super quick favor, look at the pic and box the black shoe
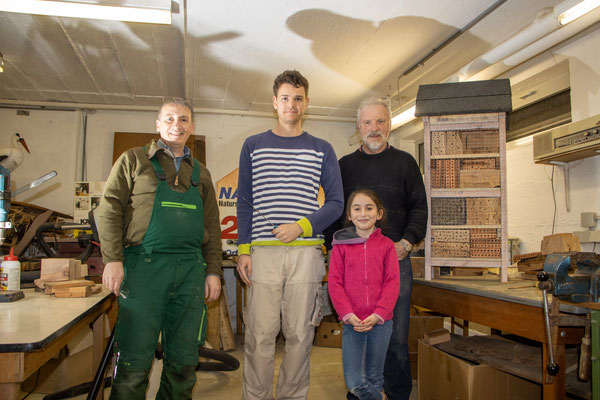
[346,392,359,400]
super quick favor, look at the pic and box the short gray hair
[158,98,194,122]
[356,97,391,123]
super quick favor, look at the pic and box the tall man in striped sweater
[236,70,344,400]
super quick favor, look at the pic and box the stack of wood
[33,258,101,298]
[516,233,582,280]
[514,252,545,280]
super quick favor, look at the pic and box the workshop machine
[537,252,600,398]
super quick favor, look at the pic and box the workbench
[0,289,116,400]
[411,275,592,400]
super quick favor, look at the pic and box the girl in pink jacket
[328,188,400,400]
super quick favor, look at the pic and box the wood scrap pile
[516,233,582,280]
[514,252,545,280]
[33,258,101,297]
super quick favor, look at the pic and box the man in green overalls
[97,98,223,399]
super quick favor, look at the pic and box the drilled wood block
[459,169,500,188]
[461,158,497,170]
[432,229,470,242]
[431,242,470,258]
[444,159,460,188]
[470,247,501,258]
[446,132,464,154]
[431,198,466,225]
[470,228,499,239]
[466,198,500,225]
[431,131,446,155]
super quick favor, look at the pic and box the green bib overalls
[110,153,207,400]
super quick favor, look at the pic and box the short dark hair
[158,98,194,122]
[273,70,309,97]
[345,188,387,229]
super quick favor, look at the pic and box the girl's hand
[361,314,379,329]
[347,314,362,327]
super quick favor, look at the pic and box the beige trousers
[242,246,325,400]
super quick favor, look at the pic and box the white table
[0,289,116,400]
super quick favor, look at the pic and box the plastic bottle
[1,248,20,291]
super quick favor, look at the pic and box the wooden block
[410,257,440,279]
[470,228,499,239]
[541,233,581,255]
[423,328,451,345]
[40,258,73,280]
[218,286,236,351]
[459,169,500,188]
[452,267,484,276]
[431,242,470,258]
[54,285,92,298]
[461,158,496,170]
[44,279,94,295]
[513,252,543,262]
[466,198,500,225]
[206,296,220,349]
[409,316,445,353]
[446,132,464,154]
[517,255,546,272]
[432,229,470,242]
[431,131,446,155]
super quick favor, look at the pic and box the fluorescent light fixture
[391,105,416,129]
[555,0,600,25]
[0,52,4,73]
[0,0,172,24]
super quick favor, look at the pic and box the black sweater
[325,146,428,248]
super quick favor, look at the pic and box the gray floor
[25,334,418,399]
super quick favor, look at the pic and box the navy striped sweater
[237,130,343,252]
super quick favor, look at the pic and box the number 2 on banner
[221,215,237,239]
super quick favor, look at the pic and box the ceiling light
[0,52,4,73]
[391,105,417,129]
[0,0,172,24]
[555,0,600,25]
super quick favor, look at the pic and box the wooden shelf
[429,258,502,268]
[424,113,509,282]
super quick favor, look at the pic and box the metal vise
[537,252,600,303]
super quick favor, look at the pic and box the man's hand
[273,223,303,243]
[205,275,221,302]
[237,254,252,286]
[102,261,124,297]
[395,241,409,260]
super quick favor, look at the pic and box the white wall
[505,27,600,254]
[2,108,355,216]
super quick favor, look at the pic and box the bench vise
[538,252,600,303]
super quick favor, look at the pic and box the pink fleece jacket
[328,227,400,323]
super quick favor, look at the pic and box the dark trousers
[383,257,413,400]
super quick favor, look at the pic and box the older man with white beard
[328,97,427,400]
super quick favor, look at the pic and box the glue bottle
[1,248,20,291]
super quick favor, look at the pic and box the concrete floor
[24,334,418,399]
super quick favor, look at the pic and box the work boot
[109,363,150,400]
[156,360,197,400]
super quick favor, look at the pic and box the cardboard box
[418,340,541,400]
[408,316,445,379]
[314,315,343,348]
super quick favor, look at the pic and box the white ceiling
[0,0,596,122]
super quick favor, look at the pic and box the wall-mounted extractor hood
[533,114,600,164]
